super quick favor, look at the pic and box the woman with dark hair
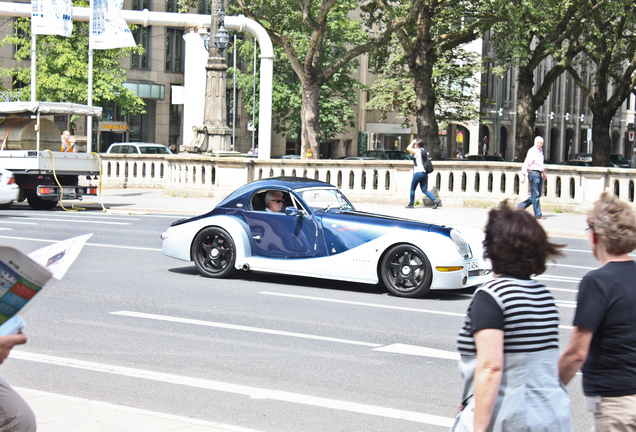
[405,139,440,209]
[451,202,572,432]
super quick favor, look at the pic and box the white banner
[90,0,136,50]
[31,0,73,37]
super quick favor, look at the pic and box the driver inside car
[265,190,285,213]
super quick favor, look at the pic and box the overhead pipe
[0,3,273,159]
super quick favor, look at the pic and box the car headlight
[450,229,473,260]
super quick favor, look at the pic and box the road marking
[12,217,131,225]
[111,311,383,347]
[0,235,161,252]
[537,275,581,283]
[374,344,460,360]
[547,263,597,270]
[10,351,454,427]
[548,287,578,293]
[555,302,577,309]
[20,212,140,221]
[0,221,38,225]
[259,292,466,317]
[14,387,263,432]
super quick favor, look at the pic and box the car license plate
[466,259,479,270]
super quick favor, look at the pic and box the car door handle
[252,235,261,241]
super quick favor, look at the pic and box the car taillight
[7,177,15,185]
[39,187,52,195]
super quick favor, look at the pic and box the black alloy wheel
[191,227,237,278]
[380,244,433,297]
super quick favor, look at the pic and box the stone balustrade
[97,154,636,214]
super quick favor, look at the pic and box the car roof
[215,177,335,209]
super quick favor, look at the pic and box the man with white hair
[518,136,547,219]
[265,190,284,213]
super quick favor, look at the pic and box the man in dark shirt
[559,192,636,431]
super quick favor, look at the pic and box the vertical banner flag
[90,0,136,50]
[31,0,73,37]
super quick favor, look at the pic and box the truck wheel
[27,196,59,210]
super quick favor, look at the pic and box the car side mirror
[285,207,305,216]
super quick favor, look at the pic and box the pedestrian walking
[452,202,572,432]
[405,139,440,209]
[0,334,36,431]
[518,136,547,219]
[559,192,636,432]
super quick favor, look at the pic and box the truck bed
[0,150,101,175]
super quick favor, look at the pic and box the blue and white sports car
[161,177,492,297]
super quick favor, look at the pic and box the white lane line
[10,351,454,427]
[12,217,130,225]
[259,292,466,317]
[19,212,140,221]
[14,387,263,432]
[0,221,38,225]
[536,275,581,283]
[547,263,597,270]
[549,287,578,293]
[374,344,460,360]
[562,248,592,254]
[110,311,383,347]
[0,236,160,252]
[555,302,576,309]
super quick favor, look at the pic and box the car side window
[250,190,293,212]
[129,146,138,154]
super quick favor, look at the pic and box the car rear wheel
[191,227,237,278]
[380,244,432,297]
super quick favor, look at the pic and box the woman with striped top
[451,202,573,432]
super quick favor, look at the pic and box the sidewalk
[94,188,589,239]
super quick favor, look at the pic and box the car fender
[162,215,252,267]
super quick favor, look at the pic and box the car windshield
[297,188,354,212]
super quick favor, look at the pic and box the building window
[131,26,150,70]
[166,0,178,12]
[132,0,150,10]
[197,0,212,14]
[165,28,184,72]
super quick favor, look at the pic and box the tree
[226,0,417,159]
[564,0,636,167]
[364,0,495,159]
[365,44,481,128]
[487,0,583,159]
[230,35,360,153]
[0,1,145,130]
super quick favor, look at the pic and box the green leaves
[0,13,145,116]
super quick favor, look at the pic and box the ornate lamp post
[199,0,232,154]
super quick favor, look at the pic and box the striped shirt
[457,277,560,355]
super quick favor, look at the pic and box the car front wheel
[191,227,237,278]
[380,244,432,297]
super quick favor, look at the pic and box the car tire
[0,201,12,210]
[380,244,433,298]
[27,196,59,210]
[191,227,237,278]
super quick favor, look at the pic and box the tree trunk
[515,65,537,161]
[301,81,321,160]
[590,112,611,167]
[412,58,441,158]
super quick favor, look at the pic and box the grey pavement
[12,188,589,432]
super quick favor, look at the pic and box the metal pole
[87,0,94,153]
[30,33,36,102]
[252,37,256,150]
[232,33,236,151]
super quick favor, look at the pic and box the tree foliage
[563,0,636,167]
[229,34,359,150]
[0,0,145,123]
[363,0,495,159]
[366,44,481,127]
[486,0,583,159]
[223,0,417,158]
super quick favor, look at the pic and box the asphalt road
[0,203,597,431]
